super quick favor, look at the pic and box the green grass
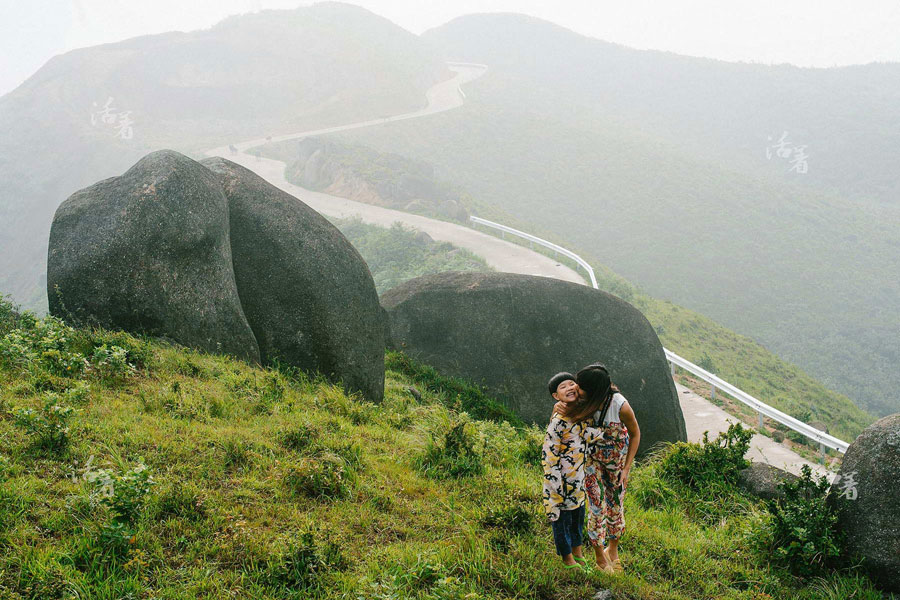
[0,302,885,599]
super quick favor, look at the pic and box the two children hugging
[540,364,641,573]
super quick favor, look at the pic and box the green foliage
[336,219,491,294]
[660,422,753,490]
[696,353,717,374]
[0,314,882,599]
[415,415,484,479]
[284,454,355,501]
[761,465,843,578]
[13,395,74,453]
[481,503,534,536]
[386,351,522,426]
[84,460,155,526]
[265,531,346,594]
[654,423,755,523]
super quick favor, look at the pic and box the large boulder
[829,414,900,591]
[47,150,259,361]
[201,157,384,402]
[381,272,686,457]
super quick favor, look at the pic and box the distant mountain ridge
[0,1,447,311]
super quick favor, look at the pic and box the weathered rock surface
[381,272,686,457]
[829,413,900,591]
[737,462,799,500]
[202,157,384,402]
[47,150,259,361]
[48,150,385,402]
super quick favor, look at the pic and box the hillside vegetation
[331,14,900,417]
[0,301,883,599]
[335,219,490,294]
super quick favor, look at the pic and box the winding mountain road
[205,64,832,478]
[206,64,584,285]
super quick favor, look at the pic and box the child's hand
[552,401,565,415]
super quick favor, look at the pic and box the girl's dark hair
[568,363,620,423]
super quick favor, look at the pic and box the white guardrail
[470,215,849,455]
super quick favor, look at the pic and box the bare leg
[607,538,620,563]
[594,544,612,568]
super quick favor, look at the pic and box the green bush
[13,395,75,453]
[415,418,484,479]
[762,464,843,578]
[660,422,753,490]
[284,454,354,500]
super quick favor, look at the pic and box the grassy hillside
[331,20,900,418]
[0,2,448,313]
[0,303,883,599]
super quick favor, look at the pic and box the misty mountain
[330,14,900,417]
[0,2,447,310]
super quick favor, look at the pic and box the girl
[570,363,641,573]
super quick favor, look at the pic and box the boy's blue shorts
[551,504,585,556]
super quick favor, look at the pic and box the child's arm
[582,421,606,445]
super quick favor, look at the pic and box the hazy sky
[3,0,900,97]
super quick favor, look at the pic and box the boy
[541,371,603,569]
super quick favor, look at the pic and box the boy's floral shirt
[541,412,604,522]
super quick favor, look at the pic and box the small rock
[407,386,422,402]
[414,230,434,244]
[593,590,614,600]
[737,463,799,501]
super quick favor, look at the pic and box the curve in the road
[205,64,585,285]
[205,63,831,478]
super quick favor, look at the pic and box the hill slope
[0,2,447,312]
[0,306,884,599]
[330,14,900,417]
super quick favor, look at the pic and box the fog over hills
[0,2,447,310]
[2,6,898,418]
[332,13,900,416]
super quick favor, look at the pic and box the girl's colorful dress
[584,393,630,547]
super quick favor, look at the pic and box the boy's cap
[548,372,576,396]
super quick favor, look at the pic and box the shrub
[415,417,484,479]
[84,460,155,526]
[284,454,354,500]
[13,395,75,453]
[660,422,753,490]
[515,430,543,466]
[90,344,135,379]
[763,464,842,577]
[697,352,717,374]
[1,316,86,376]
